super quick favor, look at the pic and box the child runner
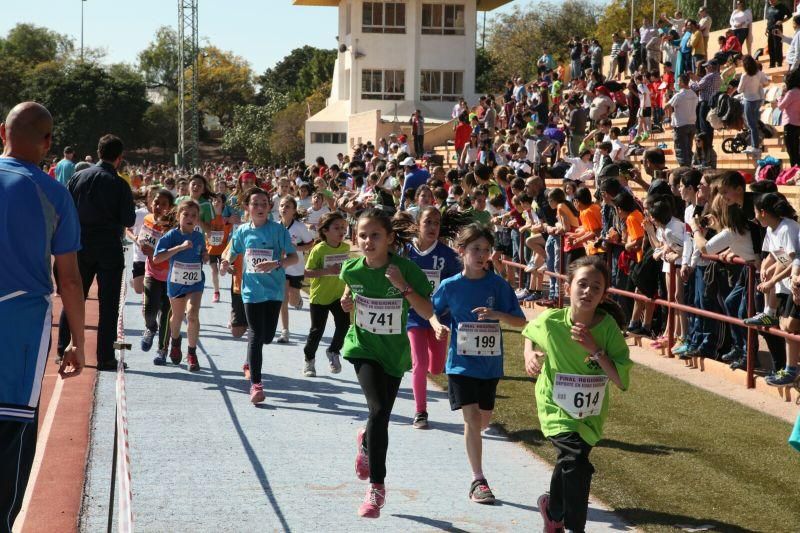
[207,193,232,303]
[430,224,526,504]
[522,255,632,532]
[303,212,351,377]
[127,188,155,295]
[221,188,298,403]
[339,208,433,518]
[277,196,315,343]
[404,207,464,428]
[139,189,175,365]
[153,200,208,372]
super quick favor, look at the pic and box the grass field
[432,327,800,533]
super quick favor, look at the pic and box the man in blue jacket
[0,102,85,532]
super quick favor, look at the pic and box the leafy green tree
[0,23,72,69]
[475,46,500,94]
[143,97,179,153]
[257,46,336,104]
[595,0,676,50]
[222,90,288,165]
[138,26,181,93]
[267,83,329,164]
[486,1,599,82]
[191,46,255,126]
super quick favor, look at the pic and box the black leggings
[785,124,800,168]
[352,358,402,484]
[244,300,283,384]
[0,415,37,533]
[143,276,171,351]
[547,432,595,533]
[303,300,350,361]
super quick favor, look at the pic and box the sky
[0,0,534,75]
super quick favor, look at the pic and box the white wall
[305,119,349,165]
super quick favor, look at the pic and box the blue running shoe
[140,328,156,352]
[153,349,167,366]
[766,369,799,387]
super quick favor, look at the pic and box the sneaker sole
[357,508,380,518]
[470,494,496,504]
[170,356,182,365]
[304,371,316,377]
[153,358,166,366]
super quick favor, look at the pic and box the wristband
[401,285,413,297]
[589,349,605,362]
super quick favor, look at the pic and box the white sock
[764,307,776,317]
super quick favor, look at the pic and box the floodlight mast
[178,0,200,170]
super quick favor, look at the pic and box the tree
[595,0,676,50]
[191,46,255,126]
[143,97,179,153]
[222,90,288,165]
[138,26,181,93]
[257,46,336,104]
[0,23,72,69]
[267,83,328,164]
[486,1,599,82]
[475,46,500,94]
[21,61,150,155]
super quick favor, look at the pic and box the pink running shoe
[538,493,564,533]
[212,291,220,303]
[355,427,369,480]
[357,484,385,518]
[250,383,265,404]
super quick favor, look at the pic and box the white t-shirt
[705,228,757,262]
[296,196,312,212]
[669,89,699,128]
[131,207,149,263]
[638,83,651,108]
[658,217,686,272]
[610,139,628,162]
[737,71,770,102]
[284,219,315,277]
[762,217,800,294]
[306,205,331,230]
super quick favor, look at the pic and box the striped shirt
[690,72,721,103]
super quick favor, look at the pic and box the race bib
[323,253,349,272]
[138,225,162,248]
[170,261,202,286]
[552,373,608,419]
[355,294,402,335]
[773,248,792,266]
[208,230,225,247]
[245,248,274,273]
[422,269,441,292]
[456,322,502,356]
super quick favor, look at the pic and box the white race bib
[170,261,202,286]
[245,248,274,273]
[456,322,502,356]
[138,225,162,248]
[422,269,441,292]
[323,253,349,272]
[552,373,608,419]
[773,248,792,266]
[208,230,225,247]
[355,294,402,335]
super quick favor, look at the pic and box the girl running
[404,207,463,429]
[153,200,208,372]
[522,255,632,533]
[138,189,175,365]
[221,188,298,403]
[176,174,214,233]
[207,193,232,303]
[339,208,433,519]
[302,212,351,377]
[277,196,315,343]
[430,224,526,504]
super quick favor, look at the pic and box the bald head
[1,102,53,164]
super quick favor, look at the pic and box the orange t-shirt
[141,214,170,281]
[625,210,645,262]
[206,214,232,256]
[222,240,244,294]
[579,204,603,255]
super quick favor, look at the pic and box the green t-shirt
[467,208,492,228]
[305,241,350,305]
[521,307,632,446]
[176,195,213,224]
[340,254,432,378]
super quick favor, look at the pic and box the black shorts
[132,261,145,278]
[286,274,304,289]
[493,229,513,256]
[448,374,500,411]
[208,254,222,266]
[640,107,652,118]
[230,288,247,327]
[777,293,800,320]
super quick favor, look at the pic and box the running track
[18,277,630,532]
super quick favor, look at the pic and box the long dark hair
[358,207,416,251]
[549,187,580,217]
[416,205,474,241]
[316,211,347,245]
[567,255,626,328]
[754,192,797,221]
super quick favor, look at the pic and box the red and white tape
[115,270,134,532]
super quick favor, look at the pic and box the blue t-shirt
[400,167,431,208]
[432,271,524,379]
[404,241,461,329]
[0,157,81,299]
[55,158,75,187]
[155,228,206,297]
[229,221,295,304]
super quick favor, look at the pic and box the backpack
[757,163,781,182]
[776,166,800,185]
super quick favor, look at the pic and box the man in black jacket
[58,134,136,371]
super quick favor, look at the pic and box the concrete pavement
[80,275,631,532]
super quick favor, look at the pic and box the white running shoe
[276,329,290,343]
[304,358,316,377]
[326,349,342,374]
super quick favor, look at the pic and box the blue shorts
[0,293,51,422]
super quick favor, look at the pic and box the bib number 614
[573,391,601,409]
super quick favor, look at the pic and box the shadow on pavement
[614,508,756,533]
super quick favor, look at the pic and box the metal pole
[630,0,635,38]
[746,265,756,389]
[557,234,565,308]
[80,0,85,61]
[107,408,118,533]
[482,10,486,49]
[652,0,657,27]
[667,262,676,357]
